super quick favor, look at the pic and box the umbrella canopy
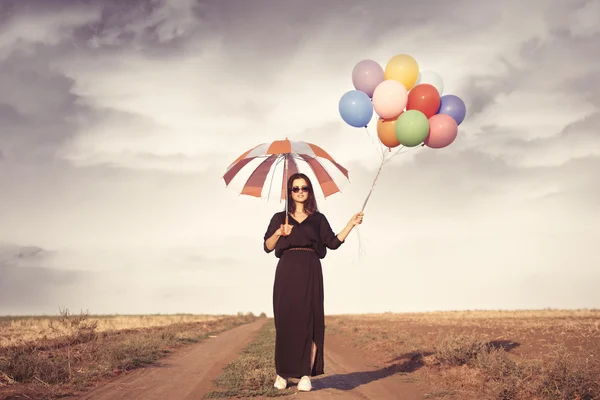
[223,138,350,201]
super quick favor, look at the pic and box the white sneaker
[298,375,311,392]
[274,375,287,390]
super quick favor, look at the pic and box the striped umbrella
[223,138,349,226]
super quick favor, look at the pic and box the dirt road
[66,318,428,400]
[67,318,268,400]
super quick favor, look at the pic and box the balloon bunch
[339,54,466,150]
[338,53,468,212]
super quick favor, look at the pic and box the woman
[263,172,364,392]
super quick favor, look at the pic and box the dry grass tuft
[474,349,538,399]
[536,347,600,400]
[433,333,491,366]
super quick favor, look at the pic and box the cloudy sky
[1,0,599,316]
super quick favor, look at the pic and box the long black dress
[263,210,344,379]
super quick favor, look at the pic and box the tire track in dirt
[66,318,268,400]
[273,333,429,399]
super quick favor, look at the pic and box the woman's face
[291,178,310,204]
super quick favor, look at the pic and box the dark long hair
[286,173,318,215]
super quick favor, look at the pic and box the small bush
[433,333,491,366]
[536,349,600,400]
[2,350,71,384]
[474,349,539,399]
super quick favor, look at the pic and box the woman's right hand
[279,224,294,236]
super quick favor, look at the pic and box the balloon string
[366,125,394,159]
[355,225,367,265]
[363,126,381,155]
[361,143,419,212]
[354,143,422,265]
[360,157,385,213]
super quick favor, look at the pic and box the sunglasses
[291,186,311,193]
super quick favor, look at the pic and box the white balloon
[416,70,444,95]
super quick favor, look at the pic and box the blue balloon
[338,90,373,128]
[438,95,466,125]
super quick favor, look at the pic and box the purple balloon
[438,95,466,125]
[352,59,384,98]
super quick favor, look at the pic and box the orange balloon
[376,116,401,148]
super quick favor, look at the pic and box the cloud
[0,0,599,315]
[49,0,598,176]
[2,0,594,173]
[0,243,89,314]
[0,103,28,125]
[0,264,89,314]
[0,37,88,162]
[0,242,250,315]
[0,2,102,60]
[86,0,201,47]
[0,242,46,264]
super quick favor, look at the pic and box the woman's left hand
[348,212,364,227]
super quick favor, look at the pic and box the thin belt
[285,247,315,252]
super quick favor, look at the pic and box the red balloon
[406,84,441,118]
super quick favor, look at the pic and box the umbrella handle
[280,223,290,236]
[281,154,290,236]
[280,211,290,237]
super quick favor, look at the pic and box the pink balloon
[372,80,408,120]
[424,114,458,149]
[352,59,385,98]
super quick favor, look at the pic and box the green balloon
[395,110,430,147]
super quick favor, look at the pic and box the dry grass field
[326,309,600,399]
[0,309,258,399]
[2,309,599,399]
[0,311,230,348]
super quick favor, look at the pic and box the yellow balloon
[384,54,419,90]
